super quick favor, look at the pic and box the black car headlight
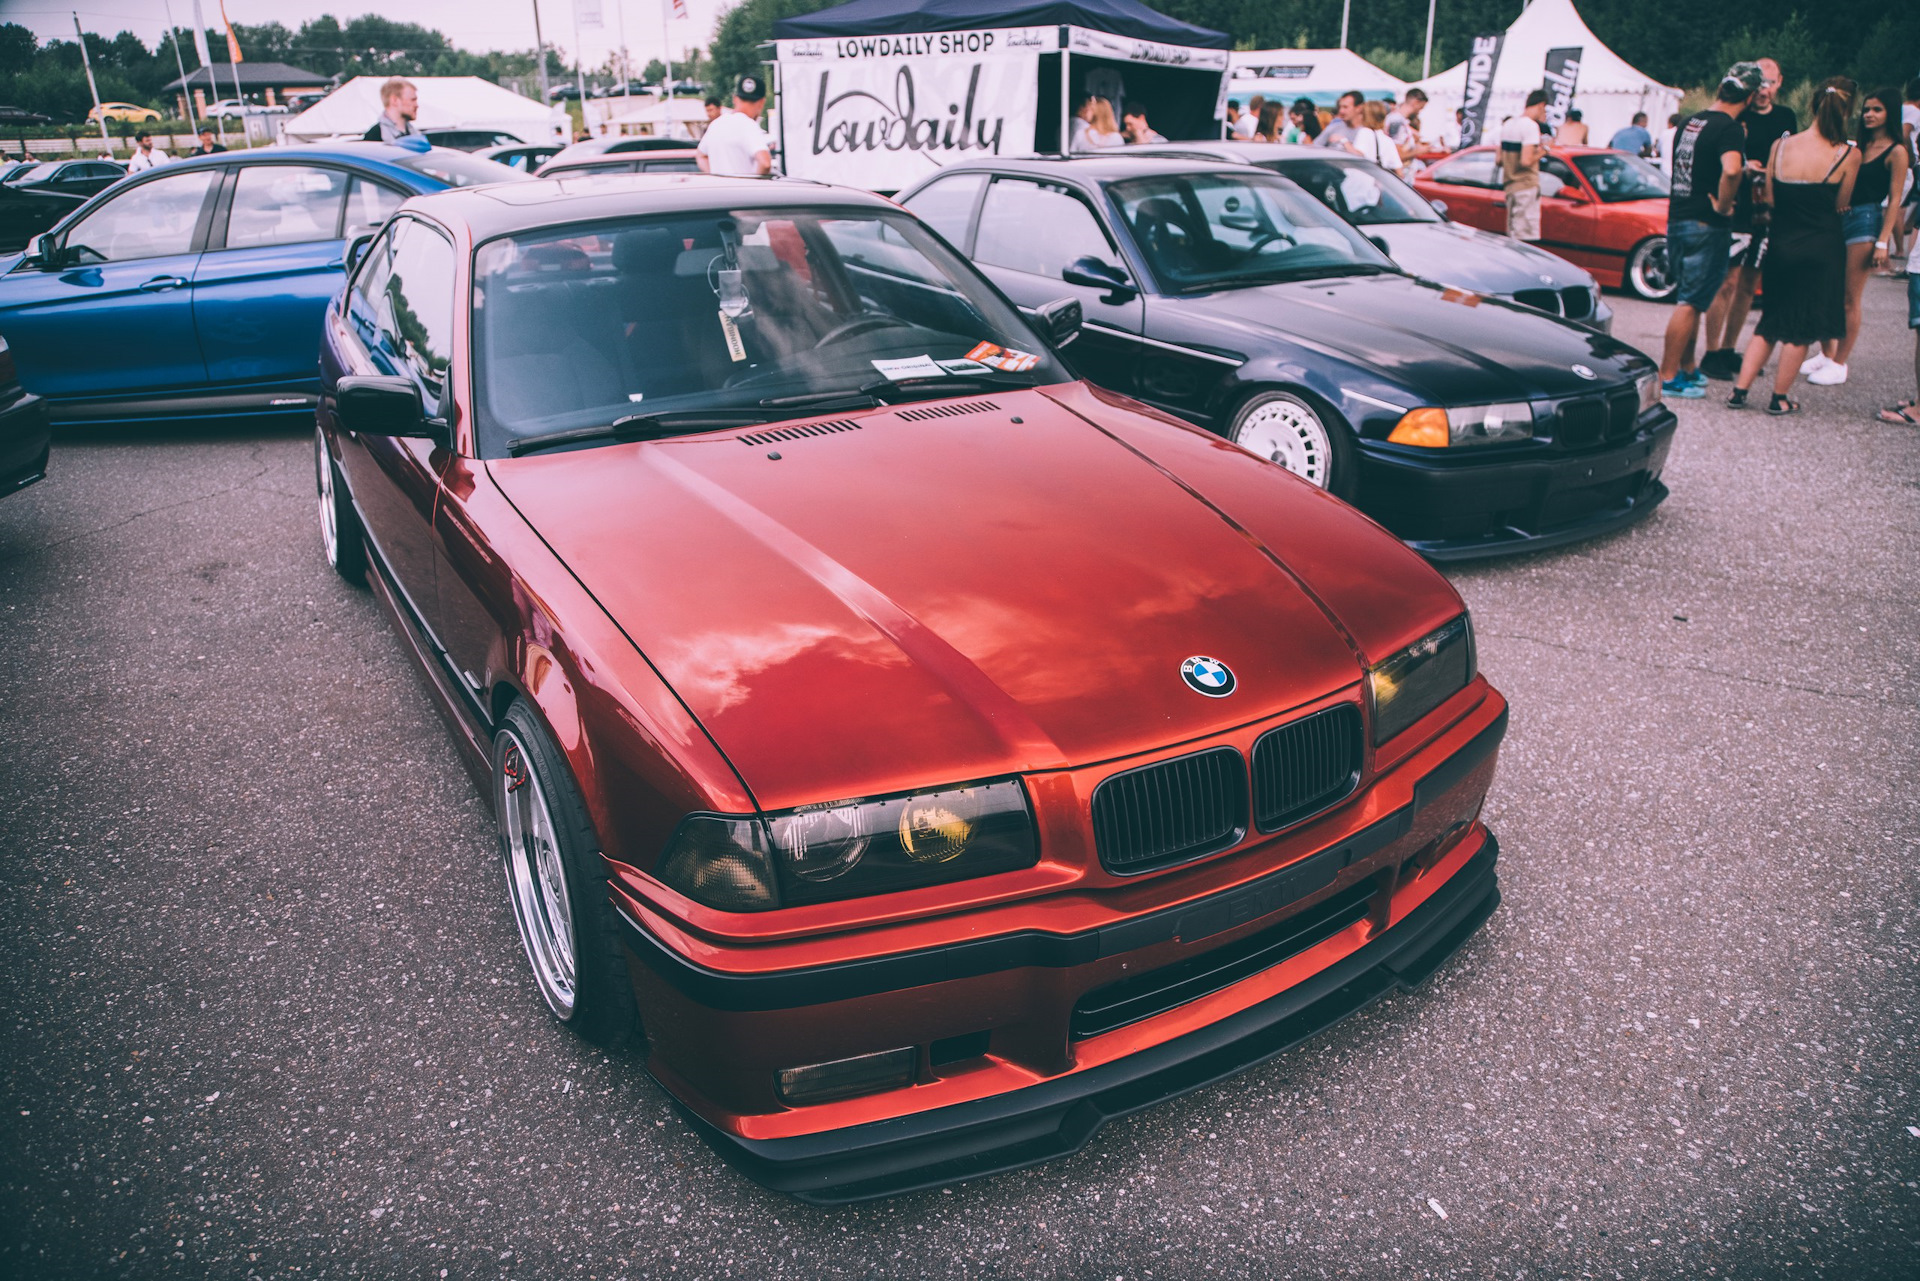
[1366,615,1476,745]
[1636,371,1661,414]
[1388,403,1533,447]
[656,779,1038,911]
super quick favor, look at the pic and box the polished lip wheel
[315,430,339,566]
[1629,238,1674,301]
[1235,396,1331,488]
[498,730,578,1018]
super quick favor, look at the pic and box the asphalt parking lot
[2,283,1917,1279]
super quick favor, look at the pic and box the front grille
[1512,288,1562,315]
[1069,874,1377,1038]
[1251,705,1363,832]
[1561,286,1594,320]
[1091,747,1247,875]
[1604,388,1640,441]
[1556,397,1605,448]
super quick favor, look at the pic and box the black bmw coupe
[897,155,1676,561]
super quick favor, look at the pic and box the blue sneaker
[1662,375,1706,399]
[1682,368,1709,389]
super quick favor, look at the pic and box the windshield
[471,207,1069,457]
[1108,171,1397,293]
[387,149,529,189]
[1261,157,1441,225]
[1571,151,1669,203]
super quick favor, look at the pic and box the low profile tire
[1626,236,1675,301]
[494,701,639,1048]
[1229,390,1355,499]
[315,428,365,585]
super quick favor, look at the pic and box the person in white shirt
[1231,94,1264,141]
[126,133,168,172]
[1497,90,1549,242]
[1347,101,1403,173]
[696,75,772,177]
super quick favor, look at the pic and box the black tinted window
[351,220,456,410]
[901,172,985,246]
[974,179,1113,278]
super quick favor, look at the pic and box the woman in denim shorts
[1809,89,1911,384]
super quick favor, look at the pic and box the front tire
[1626,236,1675,301]
[315,428,365,585]
[494,701,639,1047]
[1229,390,1355,498]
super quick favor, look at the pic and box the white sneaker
[1806,361,1848,386]
[1801,352,1833,375]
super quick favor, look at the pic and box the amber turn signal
[1388,407,1450,448]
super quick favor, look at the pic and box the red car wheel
[1626,236,1676,302]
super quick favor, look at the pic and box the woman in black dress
[1729,79,1861,414]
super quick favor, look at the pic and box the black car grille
[1069,874,1377,1038]
[1512,287,1562,315]
[1560,286,1594,320]
[1250,705,1363,832]
[1091,748,1247,875]
[1553,389,1644,450]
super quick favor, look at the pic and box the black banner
[1459,33,1505,150]
[1541,46,1584,135]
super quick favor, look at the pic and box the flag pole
[74,11,113,150]
[161,0,199,131]
[1423,0,1437,78]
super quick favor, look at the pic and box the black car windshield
[386,149,529,188]
[1108,171,1398,293]
[1261,157,1441,226]
[1571,151,1669,203]
[471,207,1068,456]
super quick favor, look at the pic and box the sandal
[1877,402,1920,427]
[1767,394,1799,416]
[1727,387,1750,409]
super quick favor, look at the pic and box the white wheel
[1627,237,1675,301]
[1231,392,1340,490]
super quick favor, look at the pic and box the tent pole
[1339,0,1350,50]
[1422,0,1436,78]
[1059,43,1070,156]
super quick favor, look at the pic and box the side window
[974,179,1115,278]
[63,169,217,264]
[343,176,404,238]
[1539,156,1577,198]
[377,220,458,410]
[1430,153,1498,188]
[224,165,350,249]
[900,172,984,247]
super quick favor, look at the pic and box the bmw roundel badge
[1571,363,1597,380]
[1181,656,1236,697]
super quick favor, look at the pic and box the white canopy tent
[1227,48,1410,110]
[592,95,712,141]
[279,76,565,145]
[1409,0,1679,148]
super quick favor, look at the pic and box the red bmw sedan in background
[316,174,1509,1201]
[1414,145,1674,300]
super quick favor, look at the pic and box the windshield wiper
[505,409,771,457]
[757,388,885,411]
[1185,262,1394,292]
[858,374,1035,404]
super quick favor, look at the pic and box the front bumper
[1359,407,1677,562]
[0,389,51,496]
[618,702,1508,1202]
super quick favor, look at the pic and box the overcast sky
[5,1,729,71]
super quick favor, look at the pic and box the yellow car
[87,102,162,124]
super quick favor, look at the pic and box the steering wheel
[1246,229,1297,254]
[814,313,910,348]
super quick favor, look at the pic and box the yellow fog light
[1388,407,1449,448]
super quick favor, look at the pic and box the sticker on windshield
[964,341,1039,374]
[718,311,747,362]
[870,355,947,380]
[937,358,989,374]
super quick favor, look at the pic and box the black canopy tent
[770,0,1230,189]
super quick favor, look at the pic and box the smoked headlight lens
[1366,615,1476,746]
[1445,401,1534,445]
[655,779,1038,911]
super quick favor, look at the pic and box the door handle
[138,275,188,291]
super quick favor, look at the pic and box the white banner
[776,31,1041,190]
[1065,27,1228,72]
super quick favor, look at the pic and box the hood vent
[738,419,861,446]
[894,400,998,423]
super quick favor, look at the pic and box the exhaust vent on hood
[894,400,998,423]
[738,420,862,446]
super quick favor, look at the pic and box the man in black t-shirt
[1659,63,1760,394]
[1701,58,1795,379]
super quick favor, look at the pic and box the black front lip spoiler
[671,833,1500,1204]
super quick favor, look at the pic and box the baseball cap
[1722,62,1764,94]
[736,75,766,103]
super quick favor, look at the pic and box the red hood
[489,388,1370,811]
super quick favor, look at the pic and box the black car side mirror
[345,233,377,274]
[1061,255,1136,300]
[1426,198,1449,219]
[335,374,444,444]
[1036,296,1082,347]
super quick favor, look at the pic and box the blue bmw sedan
[0,142,525,424]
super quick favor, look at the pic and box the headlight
[1636,371,1661,414]
[656,779,1038,911]
[1388,403,1533,447]
[1366,615,1476,745]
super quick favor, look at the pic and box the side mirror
[1426,198,1448,219]
[345,232,377,274]
[1367,234,1393,257]
[335,374,443,442]
[22,233,61,267]
[1061,255,1134,298]
[1036,296,1082,347]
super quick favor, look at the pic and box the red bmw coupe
[1413,145,1674,300]
[316,174,1509,1201]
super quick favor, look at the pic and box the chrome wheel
[1628,237,1675,301]
[498,728,578,1019]
[315,429,340,568]
[1233,393,1334,488]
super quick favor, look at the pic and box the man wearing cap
[1659,62,1759,398]
[697,75,772,177]
[1700,57,1795,380]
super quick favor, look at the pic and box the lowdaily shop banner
[777,27,1049,191]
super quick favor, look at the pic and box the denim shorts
[1668,219,1731,312]
[1842,202,1884,245]
[1909,268,1919,330]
